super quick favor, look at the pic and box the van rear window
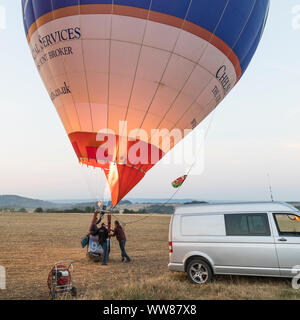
[181,215,226,236]
[225,214,270,236]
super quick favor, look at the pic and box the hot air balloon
[22,0,270,206]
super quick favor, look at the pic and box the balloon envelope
[22,0,270,205]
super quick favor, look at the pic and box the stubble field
[0,212,299,300]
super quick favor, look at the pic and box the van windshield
[274,213,300,236]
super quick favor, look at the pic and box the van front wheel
[187,259,213,284]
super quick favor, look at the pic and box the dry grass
[0,212,299,300]
[84,274,300,300]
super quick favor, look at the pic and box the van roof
[174,202,298,215]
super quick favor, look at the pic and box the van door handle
[278,238,287,242]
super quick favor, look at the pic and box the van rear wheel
[187,259,212,284]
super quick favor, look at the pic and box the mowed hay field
[0,212,300,300]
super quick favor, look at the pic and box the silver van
[168,202,300,284]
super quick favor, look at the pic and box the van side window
[273,214,300,236]
[225,214,270,236]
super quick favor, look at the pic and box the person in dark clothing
[89,210,104,235]
[95,211,105,225]
[89,221,109,265]
[98,222,109,265]
[90,223,99,236]
[111,220,131,262]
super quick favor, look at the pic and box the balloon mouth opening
[69,132,164,206]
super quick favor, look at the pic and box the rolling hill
[0,195,58,209]
[0,195,132,210]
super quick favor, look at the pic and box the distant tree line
[123,208,147,214]
[123,205,174,214]
[0,208,27,213]
[183,201,207,205]
[34,207,119,213]
[34,207,92,213]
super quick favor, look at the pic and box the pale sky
[1,1,300,202]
